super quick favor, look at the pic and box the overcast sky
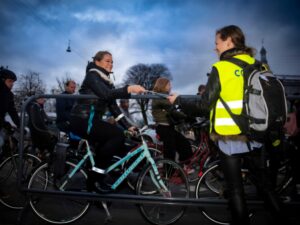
[1,0,300,94]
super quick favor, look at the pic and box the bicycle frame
[59,132,168,192]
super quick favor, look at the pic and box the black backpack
[220,58,287,141]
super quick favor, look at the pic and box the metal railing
[17,94,300,207]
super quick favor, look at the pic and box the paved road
[0,200,282,225]
[1,184,300,225]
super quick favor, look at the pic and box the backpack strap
[219,96,248,133]
[224,57,261,70]
[224,57,249,68]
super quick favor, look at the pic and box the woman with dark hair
[70,51,145,193]
[152,77,194,174]
[168,25,289,225]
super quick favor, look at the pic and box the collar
[89,68,114,85]
[220,48,246,60]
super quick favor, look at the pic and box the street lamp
[66,40,71,53]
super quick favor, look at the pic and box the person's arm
[173,67,221,117]
[85,72,144,129]
[85,72,130,101]
[7,93,20,127]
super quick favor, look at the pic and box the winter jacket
[152,98,187,125]
[56,91,75,127]
[0,81,20,129]
[27,101,57,150]
[70,62,131,129]
[175,48,253,141]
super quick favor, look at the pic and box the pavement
[1,182,300,225]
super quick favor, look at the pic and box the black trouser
[70,115,127,168]
[219,147,289,225]
[156,124,193,162]
[289,135,300,185]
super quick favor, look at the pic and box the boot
[87,170,112,194]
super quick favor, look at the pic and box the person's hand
[127,85,146,94]
[127,126,138,136]
[107,117,116,125]
[167,93,179,104]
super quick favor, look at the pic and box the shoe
[93,180,112,193]
[183,164,195,175]
[86,170,113,194]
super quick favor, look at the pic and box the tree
[123,63,172,125]
[14,71,46,111]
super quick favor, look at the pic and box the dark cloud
[0,0,299,93]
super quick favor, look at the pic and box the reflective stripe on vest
[211,54,255,135]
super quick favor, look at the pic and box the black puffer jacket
[71,62,131,128]
[0,81,20,129]
[26,101,57,150]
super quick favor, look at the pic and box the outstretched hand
[127,85,146,94]
[167,93,179,104]
[127,126,138,136]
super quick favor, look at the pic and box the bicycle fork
[148,158,171,198]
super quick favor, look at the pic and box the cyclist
[69,50,145,193]
[0,68,20,149]
[26,94,58,157]
[152,77,194,174]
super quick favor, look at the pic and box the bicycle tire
[136,159,189,225]
[195,163,255,225]
[0,153,41,209]
[28,161,90,224]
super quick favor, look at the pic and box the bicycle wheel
[0,153,40,209]
[28,161,90,224]
[195,163,255,225]
[195,163,230,225]
[136,159,189,225]
[126,147,162,191]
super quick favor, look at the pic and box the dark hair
[93,51,112,62]
[120,99,129,104]
[0,69,17,81]
[216,25,255,56]
[153,77,170,94]
[65,79,75,86]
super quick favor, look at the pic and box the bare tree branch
[122,63,172,125]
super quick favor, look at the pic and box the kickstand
[102,201,112,224]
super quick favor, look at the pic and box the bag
[220,58,287,141]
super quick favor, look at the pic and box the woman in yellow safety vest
[168,25,289,225]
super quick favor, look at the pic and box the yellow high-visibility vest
[210,54,255,135]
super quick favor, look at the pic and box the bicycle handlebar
[145,90,169,99]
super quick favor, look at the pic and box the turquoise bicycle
[27,126,189,225]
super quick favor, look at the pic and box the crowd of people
[1,24,300,225]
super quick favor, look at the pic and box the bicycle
[195,142,295,225]
[27,126,189,225]
[0,125,41,209]
[179,119,217,182]
[195,160,257,225]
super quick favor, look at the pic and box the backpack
[219,58,288,141]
